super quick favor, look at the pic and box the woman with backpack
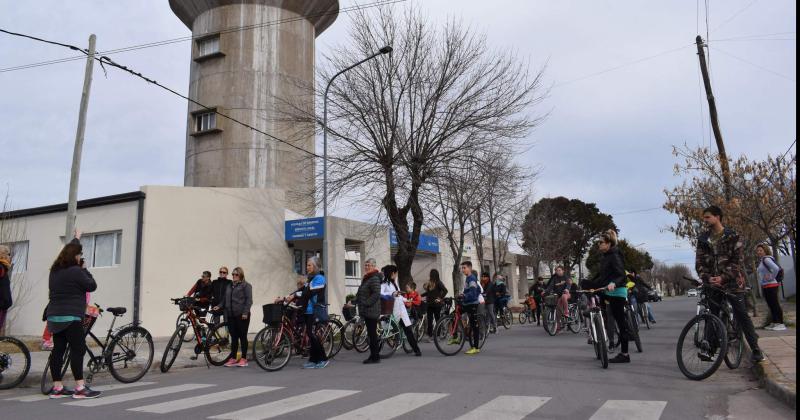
[756,244,786,331]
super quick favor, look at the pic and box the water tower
[169,0,339,215]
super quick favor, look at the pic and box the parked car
[647,290,662,302]
[687,289,698,297]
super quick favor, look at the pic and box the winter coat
[586,246,627,298]
[421,280,448,305]
[0,260,11,311]
[355,270,382,320]
[220,281,253,318]
[47,265,97,319]
[696,228,746,291]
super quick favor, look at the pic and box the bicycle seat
[107,307,127,316]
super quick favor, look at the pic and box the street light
[321,46,392,298]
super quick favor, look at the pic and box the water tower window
[194,34,224,62]
[195,111,217,132]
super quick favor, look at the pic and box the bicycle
[160,297,230,373]
[327,313,346,358]
[495,297,513,330]
[433,297,488,356]
[410,302,428,342]
[251,302,333,372]
[676,279,744,381]
[518,299,535,324]
[0,335,31,390]
[542,294,560,336]
[575,289,610,369]
[637,301,651,330]
[42,305,153,394]
[376,313,415,359]
[624,298,644,353]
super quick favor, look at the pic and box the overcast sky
[0,0,796,268]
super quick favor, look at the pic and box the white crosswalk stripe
[129,385,282,414]
[209,389,361,420]
[64,383,214,407]
[589,400,668,420]
[454,395,551,420]
[3,381,157,403]
[327,392,449,420]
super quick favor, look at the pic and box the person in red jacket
[403,282,422,321]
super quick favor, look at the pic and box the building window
[3,241,29,273]
[345,260,358,278]
[197,35,220,58]
[79,231,122,268]
[195,111,217,133]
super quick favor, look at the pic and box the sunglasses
[219,271,228,275]
[232,273,241,276]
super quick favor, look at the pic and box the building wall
[4,201,139,336]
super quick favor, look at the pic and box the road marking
[4,382,157,403]
[209,389,360,420]
[454,395,551,420]
[129,386,282,414]
[328,392,449,420]
[65,383,214,407]
[589,400,668,420]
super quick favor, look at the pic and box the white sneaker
[771,324,787,331]
[763,323,776,330]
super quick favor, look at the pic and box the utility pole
[696,35,733,203]
[65,34,96,242]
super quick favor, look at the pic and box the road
[1,297,794,419]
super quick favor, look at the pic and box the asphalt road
[1,297,794,419]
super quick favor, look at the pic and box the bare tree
[296,7,547,286]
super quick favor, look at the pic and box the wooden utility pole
[696,35,733,202]
[65,34,96,242]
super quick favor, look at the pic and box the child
[403,282,422,320]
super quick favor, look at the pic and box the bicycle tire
[328,319,345,358]
[543,308,558,336]
[594,315,608,369]
[160,326,185,373]
[477,314,488,349]
[352,320,369,353]
[0,336,31,390]
[378,318,400,359]
[502,308,512,329]
[724,323,744,369]
[640,305,651,330]
[341,319,355,350]
[568,306,581,334]
[626,310,643,353]
[518,312,527,325]
[205,322,231,366]
[41,348,70,395]
[315,323,335,359]
[107,326,154,383]
[676,313,727,381]
[433,315,464,356]
[253,327,292,372]
[176,313,194,343]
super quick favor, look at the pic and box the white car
[687,289,698,297]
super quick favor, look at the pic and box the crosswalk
[4,381,669,419]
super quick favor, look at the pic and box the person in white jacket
[380,265,422,356]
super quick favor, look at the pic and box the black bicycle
[0,335,31,389]
[676,278,743,380]
[41,305,153,394]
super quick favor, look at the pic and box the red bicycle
[251,301,333,371]
[160,297,230,372]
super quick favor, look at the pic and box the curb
[752,358,797,410]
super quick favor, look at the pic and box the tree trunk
[490,208,498,276]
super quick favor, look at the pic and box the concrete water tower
[169,0,339,216]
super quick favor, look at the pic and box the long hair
[426,269,441,290]
[381,265,399,289]
[51,241,82,271]
[232,266,247,283]
[600,229,619,247]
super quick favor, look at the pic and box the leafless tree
[290,7,547,285]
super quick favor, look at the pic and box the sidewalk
[750,297,796,409]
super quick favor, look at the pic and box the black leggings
[426,304,442,336]
[401,320,420,353]
[228,315,251,360]
[763,287,784,324]
[606,296,629,354]
[305,314,327,363]
[50,321,86,382]
[464,304,480,349]
[365,317,380,361]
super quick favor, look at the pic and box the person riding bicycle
[627,271,656,324]
[460,261,482,355]
[545,266,572,320]
[695,206,763,363]
[186,271,214,317]
[529,277,546,325]
[493,274,510,312]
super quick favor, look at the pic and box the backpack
[765,256,785,283]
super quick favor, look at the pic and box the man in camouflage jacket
[695,206,763,363]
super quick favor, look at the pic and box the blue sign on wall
[390,230,440,254]
[285,217,325,241]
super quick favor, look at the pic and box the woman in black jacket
[46,232,100,399]
[586,229,631,364]
[0,244,12,333]
[346,258,382,364]
[421,269,448,338]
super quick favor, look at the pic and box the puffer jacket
[586,246,626,290]
[354,270,382,320]
[696,227,746,291]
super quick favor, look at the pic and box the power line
[711,0,760,33]
[710,46,797,82]
[0,0,406,74]
[712,31,796,41]
[610,207,663,216]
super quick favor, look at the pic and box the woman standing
[756,245,786,331]
[46,231,100,399]
[218,267,252,367]
[586,230,631,364]
[421,269,448,339]
[380,265,421,357]
[302,257,329,369]
[348,258,382,364]
[0,245,12,334]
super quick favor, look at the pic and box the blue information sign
[285,217,325,241]
[390,230,440,254]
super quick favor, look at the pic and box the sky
[0,0,796,269]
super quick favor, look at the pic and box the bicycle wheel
[205,322,231,366]
[543,307,558,336]
[518,311,528,325]
[252,327,292,372]
[477,314,489,349]
[341,319,355,350]
[626,311,643,353]
[41,348,70,395]
[107,326,154,383]
[568,306,581,334]
[328,319,345,358]
[352,320,369,353]
[640,304,651,330]
[724,321,744,369]
[315,323,335,359]
[677,314,727,381]
[160,325,186,373]
[593,315,608,369]
[177,313,194,343]
[378,319,400,359]
[433,315,464,356]
[0,336,31,390]
[413,316,426,341]
[501,308,512,329]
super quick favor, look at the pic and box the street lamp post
[321,46,392,300]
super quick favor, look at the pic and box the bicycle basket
[262,304,284,326]
[544,294,558,307]
[343,305,357,321]
[178,297,194,312]
[380,298,395,316]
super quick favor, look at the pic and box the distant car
[687,289,698,297]
[647,290,662,302]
